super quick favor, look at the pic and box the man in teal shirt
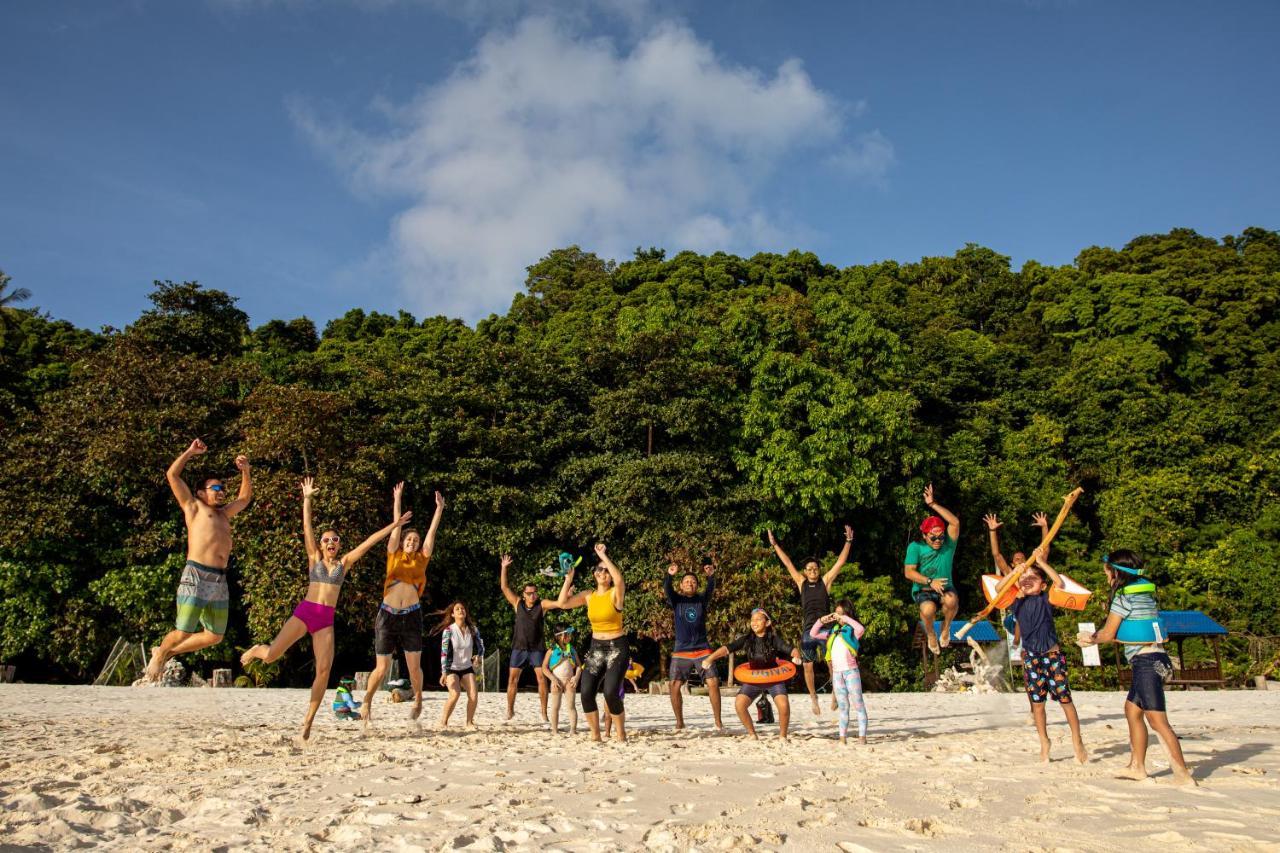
[904,483,961,654]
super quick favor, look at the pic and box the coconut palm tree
[0,270,32,339]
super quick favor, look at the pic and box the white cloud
[294,16,892,319]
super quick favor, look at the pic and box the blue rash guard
[664,573,716,652]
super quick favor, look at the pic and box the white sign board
[1078,622,1101,667]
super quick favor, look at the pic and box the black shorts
[669,651,716,683]
[446,667,475,679]
[913,588,958,607]
[374,605,423,656]
[800,634,825,663]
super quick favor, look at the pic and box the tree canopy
[1,228,1277,689]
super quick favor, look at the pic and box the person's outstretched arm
[223,455,253,518]
[422,491,445,557]
[663,564,678,605]
[387,482,404,554]
[1034,550,1064,589]
[823,525,854,588]
[924,483,960,540]
[596,543,624,608]
[499,553,519,607]
[1031,511,1050,560]
[767,529,805,588]
[344,511,413,567]
[809,616,831,640]
[167,439,204,511]
[301,477,319,564]
[984,513,1011,575]
[556,567,588,610]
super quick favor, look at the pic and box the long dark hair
[1104,549,1145,609]
[834,598,857,622]
[433,600,476,635]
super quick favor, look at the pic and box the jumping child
[1013,552,1087,764]
[539,625,580,734]
[1077,550,1194,785]
[809,599,867,744]
[701,609,801,740]
[437,601,484,730]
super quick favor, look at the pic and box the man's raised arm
[167,439,205,509]
[224,455,253,518]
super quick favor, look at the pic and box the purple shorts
[293,600,335,634]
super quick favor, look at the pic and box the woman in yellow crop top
[360,482,445,727]
[556,542,629,742]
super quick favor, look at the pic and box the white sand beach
[1,685,1277,851]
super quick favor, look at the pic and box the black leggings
[579,635,628,716]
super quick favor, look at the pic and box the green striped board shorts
[175,560,229,635]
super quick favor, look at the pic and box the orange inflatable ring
[734,659,796,685]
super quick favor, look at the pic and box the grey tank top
[309,559,346,587]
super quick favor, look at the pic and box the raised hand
[923,483,935,506]
[501,554,513,572]
[234,454,250,471]
[301,476,317,498]
[667,563,679,576]
[395,511,413,526]
[188,438,207,456]
[1031,512,1049,529]
[843,524,854,542]
[435,491,445,511]
[393,481,405,501]
[702,563,715,577]
[983,513,1002,531]
[766,529,777,547]
[594,542,608,559]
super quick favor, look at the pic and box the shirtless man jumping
[140,439,252,682]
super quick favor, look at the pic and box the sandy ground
[1,685,1277,852]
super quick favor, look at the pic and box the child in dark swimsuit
[701,609,801,740]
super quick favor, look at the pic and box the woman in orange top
[360,482,445,726]
[555,542,628,742]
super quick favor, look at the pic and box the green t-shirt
[905,536,957,594]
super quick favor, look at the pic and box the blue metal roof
[920,620,1001,643]
[1160,610,1228,637]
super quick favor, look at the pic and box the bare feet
[939,629,952,649]
[840,736,848,746]
[810,697,821,716]
[239,645,265,668]
[927,635,940,655]
[1040,742,1051,764]
[1073,743,1089,764]
[674,723,685,731]
[301,721,314,742]
[1170,768,1197,786]
[410,702,422,721]
[1115,765,1148,782]
[464,722,477,731]
[858,736,868,745]
[144,647,166,682]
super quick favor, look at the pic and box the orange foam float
[981,572,1092,611]
[734,659,797,686]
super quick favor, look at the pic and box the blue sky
[2,1,1277,330]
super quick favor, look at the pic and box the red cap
[920,516,946,534]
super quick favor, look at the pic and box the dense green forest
[1,227,1278,690]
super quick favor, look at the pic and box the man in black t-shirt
[664,560,723,731]
[768,525,853,716]
[500,554,563,723]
